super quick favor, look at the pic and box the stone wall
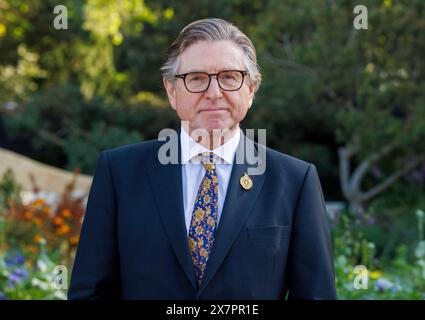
[0,147,92,194]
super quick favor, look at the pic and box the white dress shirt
[180,124,240,236]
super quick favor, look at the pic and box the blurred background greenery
[0,0,424,299]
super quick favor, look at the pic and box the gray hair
[161,18,262,92]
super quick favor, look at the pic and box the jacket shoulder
[266,145,311,170]
[101,139,162,166]
[263,145,314,182]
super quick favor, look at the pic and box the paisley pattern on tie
[188,152,219,286]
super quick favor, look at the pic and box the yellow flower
[28,245,38,254]
[43,206,51,215]
[197,238,204,248]
[53,216,64,226]
[62,209,72,218]
[57,224,71,235]
[69,236,79,246]
[203,179,211,189]
[33,234,43,243]
[195,208,204,220]
[188,238,196,251]
[369,271,383,280]
[34,217,42,226]
[0,23,6,38]
[207,216,215,227]
[24,210,33,220]
[33,199,45,207]
[196,226,203,235]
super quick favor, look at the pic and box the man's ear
[247,83,256,109]
[163,78,177,110]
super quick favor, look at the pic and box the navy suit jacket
[68,130,336,300]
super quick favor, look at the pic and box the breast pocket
[247,225,291,242]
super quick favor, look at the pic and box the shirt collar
[180,124,240,165]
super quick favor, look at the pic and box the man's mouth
[200,108,228,113]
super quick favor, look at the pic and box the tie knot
[200,152,216,171]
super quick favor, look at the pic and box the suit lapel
[147,131,198,290]
[197,132,266,297]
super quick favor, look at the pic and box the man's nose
[205,76,223,99]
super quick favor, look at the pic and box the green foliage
[254,0,425,201]
[0,169,22,211]
[364,180,425,260]
[63,121,143,173]
[0,44,47,103]
[2,83,149,173]
[333,209,425,299]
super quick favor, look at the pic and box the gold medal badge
[240,173,253,190]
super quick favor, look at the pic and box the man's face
[164,40,256,135]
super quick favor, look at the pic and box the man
[68,18,336,300]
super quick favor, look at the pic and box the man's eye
[222,74,237,81]
[189,75,206,82]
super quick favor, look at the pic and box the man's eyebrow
[178,69,204,74]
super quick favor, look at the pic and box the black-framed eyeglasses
[174,70,248,93]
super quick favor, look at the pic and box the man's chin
[186,119,237,135]
[204,126,232,136]
[202,119,232,132]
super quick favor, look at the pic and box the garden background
[0,0,424,299]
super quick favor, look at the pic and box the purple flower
[406,164,425,184]
[8,267,29,285]
[13,268,29,278]
[375,278,393,292]
[4,253,25,267]
[367,216,375,225]
[8,274,21,284]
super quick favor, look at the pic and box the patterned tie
[188,152,219,286]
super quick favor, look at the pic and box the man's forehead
[177,40,246,73]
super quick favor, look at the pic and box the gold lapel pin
[240,172,253,190]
